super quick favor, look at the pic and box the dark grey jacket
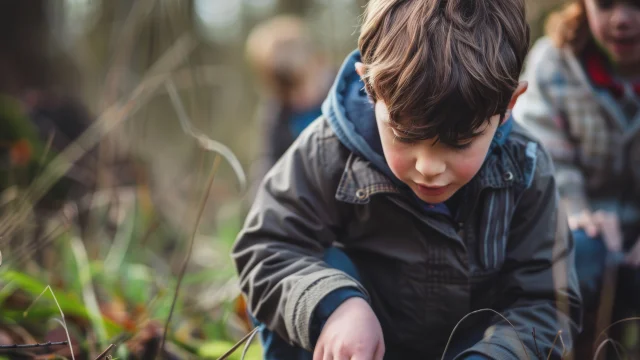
[233,115,581,359]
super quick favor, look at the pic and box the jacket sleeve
[232,120,368,351]
[513,38,589,215]
[459,147,582,359]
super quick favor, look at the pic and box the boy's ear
[355,62,366,78]
[507,81,528,110]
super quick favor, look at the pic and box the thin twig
[559,333,567,359]
[532,328,542,360]
[169,147,206,270]
[101,0,157,110]
[594,317,640,348]
[217,327,260,360]
[94,344,115,360]
[160,155,222,355]
[0,341,68,349]
[24,286,75,360]
[593,338,624,360]
[165,79,246,191]
[36,131,55,176]
[546,331,562,360]
[240,327,260,360]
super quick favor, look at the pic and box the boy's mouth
[608,36,640,53]
[415,183,449,197]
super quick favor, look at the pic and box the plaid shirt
[514,37,640,230]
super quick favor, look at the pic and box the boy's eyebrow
[388,118,490,141]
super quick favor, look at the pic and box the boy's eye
[391,129,418,144]
[445,141,473,151]
[596,0,615,9]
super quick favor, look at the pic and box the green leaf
[3,271,85,314]
[1,270,123,335]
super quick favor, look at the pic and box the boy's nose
[610,5,634,29]
[415,153,446,178]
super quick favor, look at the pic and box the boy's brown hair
[546,1,591,53]
[358,0,530,144]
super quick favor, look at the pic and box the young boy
[234,0,581,359]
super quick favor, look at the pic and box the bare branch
[24,286,75,360]
[160,155,222,355]
[94,344,115,360]
[0,341,68,349]
[216,327,260,360]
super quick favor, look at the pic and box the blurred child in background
[234,16,337,330]
[245,15,335,188]
[514,0,640,355]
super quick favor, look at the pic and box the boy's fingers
[601,221,623,252]
[325,347,349,360]
[350,345,379,360]
[331,353,349,360]
[313,345,324,360]
[373,341,385,360]
[568,216,579,230]
[583,219,598,238]
[580,212,599,238]
[592,211,622,251]
[568,211,599,237]
[350,352,373,360]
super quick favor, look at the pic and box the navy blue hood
[321,50,395,181]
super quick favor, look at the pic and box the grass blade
[71,236,108,352]
[160,155,222,354]
[23,285,75,360]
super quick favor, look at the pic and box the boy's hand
[313,297,385,360]
[568,210,623,253]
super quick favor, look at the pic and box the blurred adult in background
[514,0,640,356]
[245,15,335,195]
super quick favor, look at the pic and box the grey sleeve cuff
[284,268,369,351]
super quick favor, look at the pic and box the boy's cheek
[385,151,413,180]
[451,154,485,184]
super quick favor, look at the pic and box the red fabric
[585,50,640,98]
